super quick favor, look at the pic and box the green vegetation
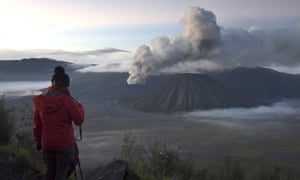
[118,132,300,180]
[0,96,45,179]
[0,145,42,170]
[0,97,14,144]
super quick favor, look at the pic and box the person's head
[51,66,70,88]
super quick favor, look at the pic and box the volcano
[129,73,254,113]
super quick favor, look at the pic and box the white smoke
[216,27,300,69]
[127,7,221,84]
[127,6,300,84]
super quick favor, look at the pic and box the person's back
[33,86,84,151]
[32,66,84,180]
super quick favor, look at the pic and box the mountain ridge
[210,66,300,101]
[0,58,87,81]
[3,58,300,114]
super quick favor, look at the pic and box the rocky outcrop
[84,160,140,180]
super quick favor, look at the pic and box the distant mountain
[209,67,300,102]
[128,73,254,113]
[5,61,300,115]
[0,58,86,81]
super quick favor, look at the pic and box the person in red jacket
[32,66,84,180]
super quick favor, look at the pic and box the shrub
[147,140,180,178]
[13,148,32,168]
[14,128,35,151]
[0,144,17,155]
[118,133,195,180]
[0,98,45,176]
[118,132,139,162]
[118,132,300,180]
[0,144,45,173]
[0,96,14,145]
[0,145,32,168]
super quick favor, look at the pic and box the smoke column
[127,7,221,84]
[127,6,300,84]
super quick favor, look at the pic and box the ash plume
[127,6,300,84]
[127,7,221,84]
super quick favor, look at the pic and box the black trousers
[43,146,76,180]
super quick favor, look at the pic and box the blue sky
[0,0,300,73]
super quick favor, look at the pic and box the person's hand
[36,143,42,151]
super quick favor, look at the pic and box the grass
[117,132,300,180]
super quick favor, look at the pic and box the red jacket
[32,86,84,151]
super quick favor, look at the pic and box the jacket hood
[33,94,64,113]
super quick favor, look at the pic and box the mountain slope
[210,67,300,101]
[129,73,254,113]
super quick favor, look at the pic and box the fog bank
[185,100,300,120]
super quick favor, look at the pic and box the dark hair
[51,66,70,87]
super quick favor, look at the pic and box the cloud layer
[0,48,132,72]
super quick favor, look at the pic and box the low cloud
[79,62,130,73]
[0,48,132,72]
[0,81,49,97]
[185,100,300,120]
[183,100,300,131]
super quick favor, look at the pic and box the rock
[84,160,140,180]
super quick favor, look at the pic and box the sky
[0,0,300,73]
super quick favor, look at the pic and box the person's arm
[64,96,85,125]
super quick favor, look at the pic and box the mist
[0,81,49,96]
[183,100,300,132]
[0,48,132,73]
[127,6,300,84]
[185,100,300,120]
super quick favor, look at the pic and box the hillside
[129,73,254,113]
[210,67,300,102]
